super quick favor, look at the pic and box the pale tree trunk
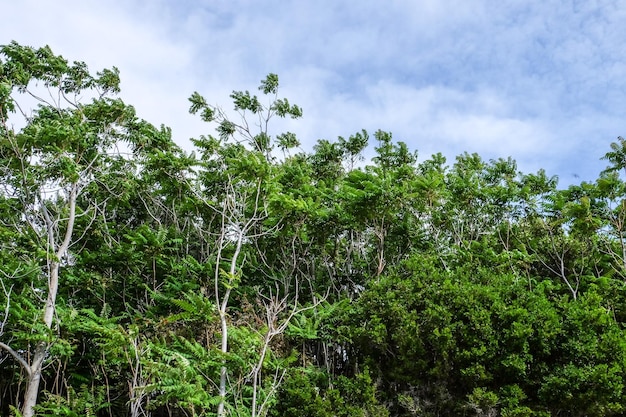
[216,184,252,417]
[216,233,240,417]
[212,177,285,417]
[15,185,77,417]
[128,333,150,417]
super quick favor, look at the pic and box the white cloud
[2,0,625,186]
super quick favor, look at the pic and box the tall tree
[189,73,308,417]
[0,41,154,417]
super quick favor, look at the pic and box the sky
[2,0,626,186]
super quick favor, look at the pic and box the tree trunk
[217,311,229,417]
[20,185,77,417]
[21,348,46,417]
[216,227,242,417]
[20,263,63,417]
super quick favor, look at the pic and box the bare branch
[0,342,32,377]
[0,279,12,336]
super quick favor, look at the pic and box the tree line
[2,41,626,417]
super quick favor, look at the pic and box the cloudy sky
[2,0,626,185]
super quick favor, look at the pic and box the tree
[0,41,155,417]
[189,74,310,417]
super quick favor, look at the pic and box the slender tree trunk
[217,311,229,417]
[20,260,62,417]
[20,185,77,417]
[251,332,271,417]
[21,348,46,417]
[217,228,243,417]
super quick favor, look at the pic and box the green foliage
[144,335,222,415]
[260,73,279,94]
[270,368,388,417]
[339,255,626,416]
[602,136,626,177]
[7,42,626,417]
[35,385,110,417]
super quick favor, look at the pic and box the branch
[40,195,56,251]
[57,183,78,258]
[0,275,11,330]
[0,342,32,377]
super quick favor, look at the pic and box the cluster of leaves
[3,41,626,417]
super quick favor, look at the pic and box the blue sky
[3,0,626,186]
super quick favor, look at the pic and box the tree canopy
[2,41,626,417]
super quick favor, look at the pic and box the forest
[2,41,626,417]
